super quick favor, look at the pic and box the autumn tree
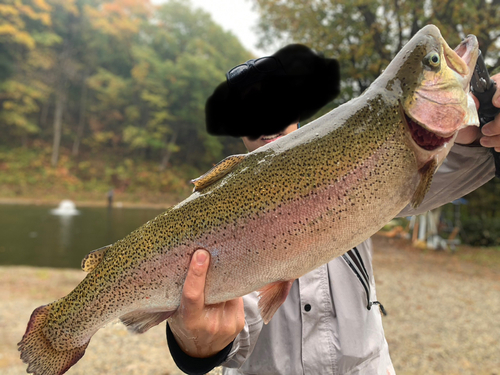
[0,0,251,196]
[0,0,53,145]
[86,0,251,170]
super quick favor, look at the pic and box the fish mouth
[451,35,478,87]
[405,113,453,151]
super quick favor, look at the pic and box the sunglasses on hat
[226,56,287,88]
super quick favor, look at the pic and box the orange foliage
[85,0,152,38]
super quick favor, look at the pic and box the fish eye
[424,52,440,68]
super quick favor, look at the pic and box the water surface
[0,204,165,269]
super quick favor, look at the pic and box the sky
[155,0,270,56]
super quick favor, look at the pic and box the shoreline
[0,196,178,210]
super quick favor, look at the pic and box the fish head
[384,24,479,155]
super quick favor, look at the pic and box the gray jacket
[222,145,495,375]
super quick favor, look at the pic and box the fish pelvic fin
[81,244,111,272]
[120,310,176,334]
[18,304,90,375]
[191,154,246,192]
[257,280,294,324]
[411,158,438,208]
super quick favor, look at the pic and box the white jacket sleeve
[399,144,495,217]
[223,292,264,368]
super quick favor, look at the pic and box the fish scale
[19,24,480,375]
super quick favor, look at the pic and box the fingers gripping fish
[18,25,479,375]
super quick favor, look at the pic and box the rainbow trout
[19,25,479,375]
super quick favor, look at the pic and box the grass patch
[0,144,197,205]
[455,245,500,269]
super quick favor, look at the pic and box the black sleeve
[166,323,234,375]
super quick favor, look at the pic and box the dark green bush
[460,217,500,247]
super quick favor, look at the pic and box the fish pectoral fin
[411,158,438,208]
[81,245,112,272]
[18,304,90,375]
[191,154,247,192]
[120,310,176,334]
[257,280,294,324]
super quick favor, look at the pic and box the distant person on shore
[107,189,114,208]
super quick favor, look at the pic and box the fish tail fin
[18,304,90,375]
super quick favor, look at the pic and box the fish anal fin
[18,304,90,375]
[411,158,438,208]
[191,154,246,192]
[81,244,112,272]
[120,309,176,334]
[257,280,294,324]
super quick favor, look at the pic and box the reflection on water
[0,204,165,269]
[58,214,74,251]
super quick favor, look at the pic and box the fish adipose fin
[411,158,438,208]
[18,304,90,375]
[191,154,246,192]
[120,310,176,334]
[257,280,294,324]
[81,244,111,272]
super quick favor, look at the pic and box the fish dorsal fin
[411,158,438,208]
[81,245,111,272]
[191,154,246,192]
[257,280,294,324]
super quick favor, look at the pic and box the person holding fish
[166,41,500,374]
[17,26,500,375]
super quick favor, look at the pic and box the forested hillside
[2,0,500,245]
[0,0,250,200]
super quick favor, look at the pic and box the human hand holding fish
[167,249,244,359]
[456,73,500,149]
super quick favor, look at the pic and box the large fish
[19,25,479,375]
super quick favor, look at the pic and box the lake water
[0,204,165,269]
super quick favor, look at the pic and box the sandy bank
[2,235,499,375]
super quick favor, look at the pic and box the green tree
[152,1,251,168]
[252,0,500,99]
[252,0,500,245]
[44,0,101,166]
[86,0,251,169]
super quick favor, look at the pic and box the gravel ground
[1,234,499,375]
[372,236,500,375]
